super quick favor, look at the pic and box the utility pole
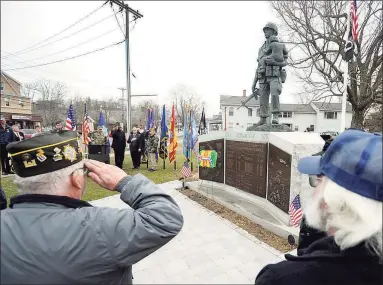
[109,0,143,133]
[118,87,126,129]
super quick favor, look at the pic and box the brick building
[0,72,42,128]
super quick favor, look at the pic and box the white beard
[301,187,328,231]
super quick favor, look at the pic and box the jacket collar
[286,236,381,264]
[10,194,93,209]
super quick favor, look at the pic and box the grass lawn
[1,143,197,203]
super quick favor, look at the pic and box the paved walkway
[91,180,285,284]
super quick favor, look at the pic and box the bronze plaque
[199,139,224,183]
[267,143,292,213]
[225,140,267,198]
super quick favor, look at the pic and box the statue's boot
[257,117,267,125]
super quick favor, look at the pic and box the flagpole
[341,1,352,133]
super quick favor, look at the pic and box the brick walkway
[91,181,284,284]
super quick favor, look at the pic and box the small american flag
[181,161,192,178]
[65,103,76,131]
[82,103,92,145]
[350,0,359,41]
[289,194,303,227]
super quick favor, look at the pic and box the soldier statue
[240,22,288,125]
[91,126,107,145]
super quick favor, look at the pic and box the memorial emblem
[63,145,77,162]
[36,149,47,162]
[22,153,37,168]
[53,147,63,161]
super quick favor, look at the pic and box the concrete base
[187,180,300,241]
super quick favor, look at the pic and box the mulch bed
[180,188,296,253]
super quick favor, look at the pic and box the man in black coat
[111,123,126,169]
[255,129,382,285]
[127,127,144,169]
[0,118,15,175]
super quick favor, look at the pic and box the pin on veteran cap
[6,131,83,177]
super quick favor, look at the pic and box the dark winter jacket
[0,125,15,144]
[127,133,144,152]
[255,236,382,285]
[0,186,7,210]
[111,129,126,149]
[297,216,327,256]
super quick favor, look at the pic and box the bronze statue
[239,22,288,125]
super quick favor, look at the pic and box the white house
[220,91,352,133]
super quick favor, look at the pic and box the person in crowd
[32,125,43,138]
[147,128,159,172]
[91,126,107,145]
[111,122,126,169]
[0,186,7,210]
[138,127,147,163]
[51,121,63,133]
[12,124,24,141]
[127,127,144,169]
[0,118,15,175]
[1,131,183,284]
[255,129,382,285]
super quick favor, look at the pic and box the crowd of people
[110,123,159,171]
[0,121,381,284]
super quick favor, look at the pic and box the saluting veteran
[1,131,184,284]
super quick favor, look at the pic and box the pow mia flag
[343,39,355,62]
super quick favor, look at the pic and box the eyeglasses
[309,175,324,187]
[70,166,89,177]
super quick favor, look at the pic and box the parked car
[20,129,36,139]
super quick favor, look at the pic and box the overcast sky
[1,1,299,117]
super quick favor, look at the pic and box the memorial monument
[239,22,291,132]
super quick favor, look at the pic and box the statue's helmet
[263,22,278,35]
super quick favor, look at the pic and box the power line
[3,40,125,71]
[1,13,116,59]
[17,27,121,63]
[111,4,125,37]
[2,2,108,59]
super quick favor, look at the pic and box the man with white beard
[255,129,382,285]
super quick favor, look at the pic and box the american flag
[350,0,359,41]
[289,194,303,227]
[82,103,92,145]
[181,161,192,178]
[65,103,76,131]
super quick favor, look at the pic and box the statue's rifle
[237,88,259,110]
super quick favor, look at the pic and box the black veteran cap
[6,131,83,177]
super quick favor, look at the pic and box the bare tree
[364,104,382,133]
[270,0,382,128]
[34,80,68,127]
[169,84,205,129]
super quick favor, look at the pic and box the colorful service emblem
[198,150,218,168]
[53,147,63,161]
[63,145,78,162]
[36,149,47,162]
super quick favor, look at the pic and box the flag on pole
[64,103,76,131]
[190,110,198,154]
[169,104,178,164]
[182,106,190,160]
[159,105,168,160]
[289,194,303,227]
[350,0,359,41]
[181,161,192,178]
[82,103,92,145]
[98,106,110,153]
[198,108,207,135]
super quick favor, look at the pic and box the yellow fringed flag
[169,104,178,164]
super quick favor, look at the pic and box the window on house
[229,107,234,116]
[228,122,233,129]
[294,126,298,131]
[5,97,10,106]
[279,111,292,118]
[0,82,4,91]
[256,108,260,117]
[310,125,315,131]
[324,112,337,119]
[248,108,253,117]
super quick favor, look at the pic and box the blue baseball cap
[298,129,382,201]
